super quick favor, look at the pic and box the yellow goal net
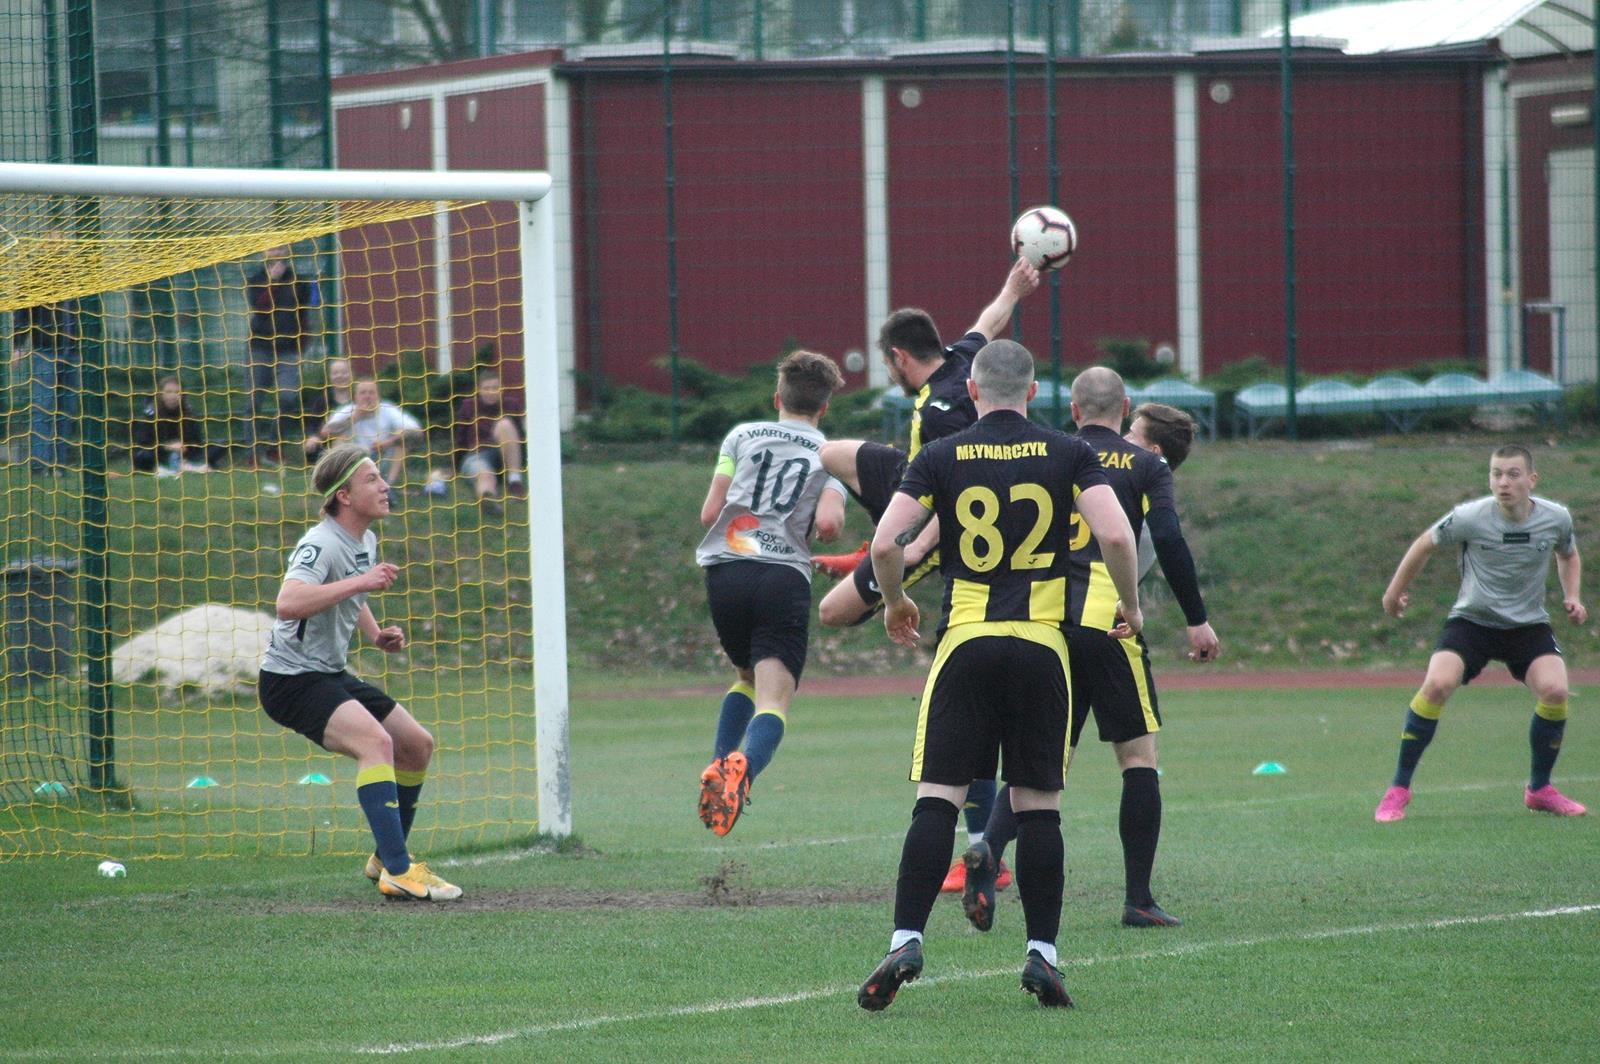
[0,163,569,860]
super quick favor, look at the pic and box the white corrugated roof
[1262,0,1593,59]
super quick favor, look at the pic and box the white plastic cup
[97,860,126,878]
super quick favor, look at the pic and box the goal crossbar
[0,161,550,203]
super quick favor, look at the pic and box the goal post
[0,161,571,855]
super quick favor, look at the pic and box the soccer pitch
[3,679,1596,1061]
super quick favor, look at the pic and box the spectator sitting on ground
[132,375,220,474]
[301,357,354,464]
[319,376,422,491]
[454,370,525,503]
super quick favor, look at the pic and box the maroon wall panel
[574,77,865,392]
[334,100,435,374]
[446,83,547,393]
[886,75,1177,370]
[1200,70,1479,375]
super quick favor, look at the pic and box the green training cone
[33,781,70,795]
[297,773,332,786]
[186,775,220,789]
[1252,762,1288,776]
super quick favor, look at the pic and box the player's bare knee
[493,418,517,443]
[1418,677,1457,704]
[397,721,434,767]
[1008,786,1062,812]
[360,726,395,765]
[817,597,852,628]
[819,440,861,485]
[1113,736,1157,771]
[1531,680,1568,705]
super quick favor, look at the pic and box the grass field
[4,677,1596,1061]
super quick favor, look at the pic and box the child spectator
[131,375,219,474]
[454,370,525,504]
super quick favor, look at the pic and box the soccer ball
[1010,205,1077,272]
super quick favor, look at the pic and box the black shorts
[848,441,909,523]
[258,669,397,748]
[1436,617,1561,685]
[848,544,941,619]
[1067,626,1161,747]
[911,623,1071,791]
[704,559,812,683]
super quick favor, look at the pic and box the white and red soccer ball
[1010,205,1077,272]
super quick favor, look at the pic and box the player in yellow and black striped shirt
[814,258,1042,892]
[975,369,1221,932]
[855,340,1141,1013]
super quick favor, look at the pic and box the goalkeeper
[257,442,461,901]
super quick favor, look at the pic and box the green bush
[1095,336,1169,383]
[578,356,799,444]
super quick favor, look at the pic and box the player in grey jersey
[695,350,847,837]
[1375,444,1588,822]
[257,443,462,900]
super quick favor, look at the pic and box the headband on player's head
[325,459,366,499]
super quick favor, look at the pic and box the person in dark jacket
[131,376,219,473]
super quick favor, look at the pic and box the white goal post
[0,161,572,838]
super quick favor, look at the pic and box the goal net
[0,162,569,860]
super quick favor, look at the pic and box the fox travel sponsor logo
[724,515,798,557]
[726,514,760,555]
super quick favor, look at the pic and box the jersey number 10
[750,450,810,514]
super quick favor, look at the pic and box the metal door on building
[1548,147,1597,385]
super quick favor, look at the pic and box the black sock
[1394,697,1442,787]
[1014,808,1064,947]
[984,784,1019,863]
[1529,711,1567,790]
[893,796,960,934]
[964,778,997,838]
[1120,767,1161,907]
[396,771,425,839]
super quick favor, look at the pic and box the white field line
[5,903,1595,1060]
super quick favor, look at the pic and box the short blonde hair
[314,443,372,516]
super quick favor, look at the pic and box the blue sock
[964,777,996,839]
[714,683,756,760]
[1393,695,1442,788]
[396,769,426,839]
[356,765,411,874]
[743,709,786,779]
[1529,703,1568,790]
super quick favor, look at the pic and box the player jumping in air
[1375,443,1587,822]
[812,256,1041,893]
[695,350,848,836]
[258,443,462,900]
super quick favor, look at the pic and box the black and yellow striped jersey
[899,409,1108,638]
[908,331,985,458]
[1069,424,1176,632]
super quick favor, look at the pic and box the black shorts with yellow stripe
[910,621,1071,791]
[1066,625,1160,747]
